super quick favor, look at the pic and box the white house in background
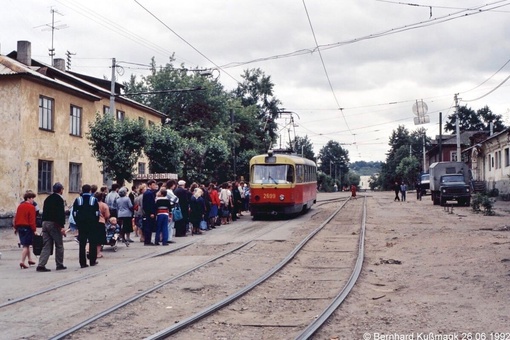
[359,175,372,190]
[463,127,510,195]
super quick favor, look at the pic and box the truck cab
[420,173,430,196]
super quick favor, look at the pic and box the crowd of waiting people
[11,179,251,271]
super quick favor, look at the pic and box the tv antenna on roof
[35,8,68,65]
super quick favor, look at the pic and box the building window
[70,105,82,136]
[69,163,82,192]
[39,96,54,131]
[116,110,125,121]
[138,117,146,125]
[505,148,509,167]
[148,121,155,127]
[103,105,110,115]
[38,160,53,193]
[138,162,146,175]
[496,151,502,169]
[451,151,457,162]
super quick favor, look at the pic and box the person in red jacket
[13,191,37,269]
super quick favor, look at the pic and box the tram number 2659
[263,193,276,199]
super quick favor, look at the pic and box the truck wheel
[465,199,471,207]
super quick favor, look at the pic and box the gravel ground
[316,191,510,340]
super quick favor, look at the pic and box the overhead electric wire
[461,74,510,102]
[375,0,510,12]
[133,0,240,84]
[302,0,352,135]
[220,0,510,69]
[55,0,180,62]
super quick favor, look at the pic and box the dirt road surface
[1,191,509,339]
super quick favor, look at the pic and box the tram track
[151,196,366,339]
[65,196,366,339]
[1,195,365,339]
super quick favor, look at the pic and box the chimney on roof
[53,58,65,71]
[17,41,31,66]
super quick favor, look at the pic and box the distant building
[359,175,371,190]
[462,128,510,195]
[0,41,165,225]
[425,131,489,168]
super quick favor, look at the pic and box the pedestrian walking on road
[393,182,401,202]
[350,184,357,199]
[37,182,67,272]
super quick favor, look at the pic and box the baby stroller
[105,223,129,251]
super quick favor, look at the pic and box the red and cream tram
[249,150,317,218]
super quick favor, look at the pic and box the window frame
[38,160,53,193]
[138,162,146,175]
[69,162,82,193]
[116,110,125,121]
[39,95,54,131]
[69,105,82,137]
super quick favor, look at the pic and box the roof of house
[431,131,487,146]
[0,51,165,118]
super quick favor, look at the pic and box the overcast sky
[2,0,510,162]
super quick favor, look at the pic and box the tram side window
[287,165,295,183]
[296,165,304,183]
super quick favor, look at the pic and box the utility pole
[109,58,116,116]
[439,112,443,162]
[454,94,461,162]
[422,133,426,172]
[231,109,236,179]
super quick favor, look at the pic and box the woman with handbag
[13,191,37,269]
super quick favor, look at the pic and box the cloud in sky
[2,0,510,162]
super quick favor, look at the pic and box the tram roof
[250,153,317,166]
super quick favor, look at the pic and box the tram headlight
[279,194,285,201]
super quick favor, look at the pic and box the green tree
[87,113,146,185]
[445,105,506,133]
[232,68,282,150]
[181,138,207,184]
[202,136,231,183]
[317,140,349,186]
[144,125,184,174]
[396,156,421,187]
[369,174,381,190]
[379,125,412,189]
[292,135,316,161]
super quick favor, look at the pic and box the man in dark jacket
[73,184,100,268]
[37,182,67,272]
[142,180,158,245]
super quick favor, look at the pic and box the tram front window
[253,165,293,184]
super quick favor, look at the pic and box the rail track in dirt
[0,193,367,339]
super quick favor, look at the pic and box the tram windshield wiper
[268,175,278,184]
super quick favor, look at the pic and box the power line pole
[109,58,116,116]
[454,93,461,161]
